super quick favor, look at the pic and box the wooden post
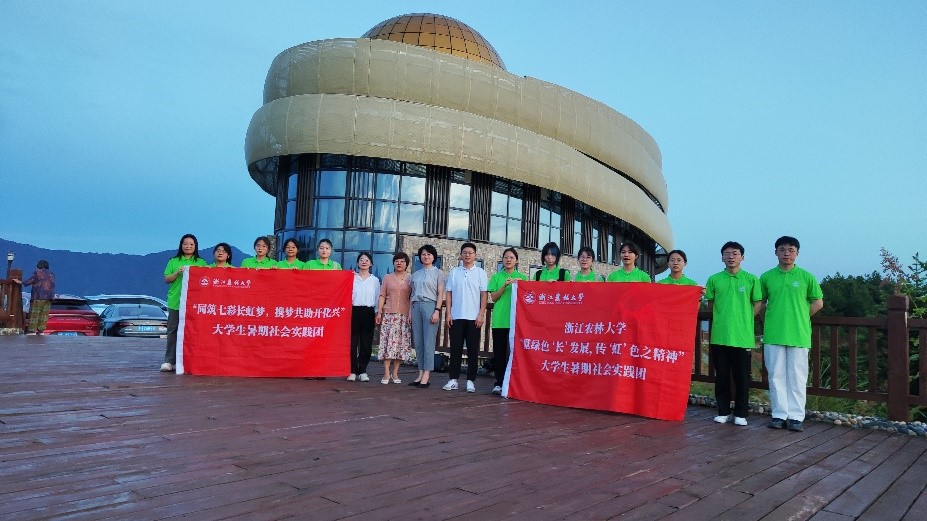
[886,295,910,421]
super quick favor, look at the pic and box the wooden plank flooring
[1,335,926,520]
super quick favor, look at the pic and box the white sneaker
[466,380,476,393]
[159,362,174,372]
[491,385,502,395]
[443,380,458,391]
[713,415,731,424]
[733,417,748,426]
[346,373,356,381]
[358,373,369,382]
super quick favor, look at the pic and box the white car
[83,294,168,316]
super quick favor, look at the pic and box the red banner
[176,267,352,377]
[506,281,701,421]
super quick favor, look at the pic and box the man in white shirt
[443,242,488,393]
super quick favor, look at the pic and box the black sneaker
[787,420,804,432]
[767,418,786,429]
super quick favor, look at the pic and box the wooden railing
[0,279,25,330]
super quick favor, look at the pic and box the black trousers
[492,328,510,387]
[350,306,376,375]
[449,319,480,381]
[164,309,179,364]
[711,344,752,417]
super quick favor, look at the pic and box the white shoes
[491,385,502,395]
[713,415,731,424]
[346,373,356,382]
[358,373,369,382]
[733,417,748,426]
[159,363,174,372]
[392,378,401,384]
[466,380,476,393]
[443,380,458,391]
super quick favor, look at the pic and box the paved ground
[2,335,926,520]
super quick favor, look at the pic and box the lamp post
[6,251,12,278]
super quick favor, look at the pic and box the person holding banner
[573,246,602,282]
[161,234,207,372]
[209,243,233,268]
[349,252,380,383]
[761,236,824,433]
[240,236,275,268]
[376,252,413,384]
[443,243,489,393]
[276,238,305,269]
[304,238,342,270]
[705,241,762,426]
[488,248,528,395]
[409,244,446,388]
[657,250,699,286]
[606,241,652,282]
[535,242,569,281]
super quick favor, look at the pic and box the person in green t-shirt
[573,246,602,282]
[761,236,824,432]
[704,241,762,426]
[488,248,529,395]
[276,238,305,269]
[240,236,275,269]
[161,234,208,372]
[606,241,651,282]
[304,238,342,270]
[209,242,234,268]
[535,242,569,281]
[657,250,699,286]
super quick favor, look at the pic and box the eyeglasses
[776,248,798,254]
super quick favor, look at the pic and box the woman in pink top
[376,252,413,384]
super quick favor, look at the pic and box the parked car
[84,294,168,316]
[43,295,102,336]
[99,304,169,338]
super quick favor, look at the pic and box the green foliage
[880,249,927,317]
[819,271,886,317]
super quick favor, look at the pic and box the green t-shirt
[535,266,569,281]
[239,257,275,269]
[488,270,529,328]
[207,263,233,268]
[704,269,762,348]
[572,271,602,283]
[657,275,699,286]
[760,265,823,348]
[304,259,342,270]
[277,259,305,269]
[164,256,208,310]
[606,267,651,283]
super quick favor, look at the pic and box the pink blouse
[380,273,412,316]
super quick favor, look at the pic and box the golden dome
[362,13,506,70]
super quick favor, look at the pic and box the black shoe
[767,418,786,429]
[417,382,430,388]
[787,420,805,432]
[408,381,421,386]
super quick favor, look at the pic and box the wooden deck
[1,336,926,520]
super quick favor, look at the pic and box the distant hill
[1,238,249,298]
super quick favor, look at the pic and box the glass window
[491,190,508,215]
[313,231,343,250]
[315,199,345,228]
[284,201,296,230]
[539,207,551,226]
[373,232,396,252]
[287,172,298,200]
[507,218,522,246]
[377,173,400,200]
[447,208,469,239]
[295,230,315,250]
[489,215,507,244]
[374,201,397,231]
[317,170,347,197]
[538,224,551,248]
[350,171,375,199]
[398,203,424,234]
[509,195,522,219]
[401,176,426,203]
[449,183,470,209]
[574,219,582,255]
[343,231,372,251]
[342,251,361,271]
[373,253,395,276]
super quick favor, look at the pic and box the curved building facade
[246,13,672,276]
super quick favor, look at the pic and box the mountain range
[1,238,249,299]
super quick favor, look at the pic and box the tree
[819,271,886,318]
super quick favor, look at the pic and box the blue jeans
[411,300,438,371]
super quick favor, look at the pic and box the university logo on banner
[176,267,352,377]
[505,281,701,421]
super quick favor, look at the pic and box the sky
[1,1,924,285]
